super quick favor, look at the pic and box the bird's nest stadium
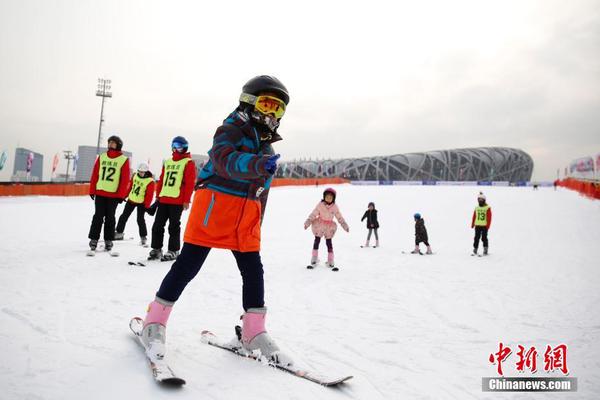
[275,147,533,182]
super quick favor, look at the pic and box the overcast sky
[0,0,599,181]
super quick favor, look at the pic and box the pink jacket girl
[304,188,349,269]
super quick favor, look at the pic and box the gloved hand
[90,194,95,200]
[304,220,311,230]
[146,201,158,216]
[264,154,281,175]
[342,222,350,232]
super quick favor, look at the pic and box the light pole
[96,78,112,156]
[63,150,76,182]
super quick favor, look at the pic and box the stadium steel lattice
[275,147,534,182]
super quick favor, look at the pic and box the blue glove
[264,154,280,175]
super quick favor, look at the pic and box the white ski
[200,329,352,387]
[129,317,185,386]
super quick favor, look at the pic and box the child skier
[304,188,350,269]
[471,192,492,255]
[411,213,432,254]
[87,135,130,253]
[114,163,155,246]
[148,136,196,261]
[137,75,291,365]
[361,202,379,248]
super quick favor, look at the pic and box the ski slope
[0,184,599,399]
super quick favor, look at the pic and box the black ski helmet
[107,135,123,151]
[242,75,289,105]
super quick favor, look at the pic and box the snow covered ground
[1,184,599,399]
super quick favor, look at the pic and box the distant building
[11,147,43,182]
[567,155,597,181]
[54,173,76,183]
[75,145,133,182]
[277,147,534,182]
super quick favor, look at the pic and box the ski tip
[322,375,354,386]
[159,377,186,386]
[129,317,144,335]
[200,330,216,344]
[129,260,147,266]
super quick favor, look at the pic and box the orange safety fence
[557,178,600,200]
[0,178,350,196]
[0,183,90,196]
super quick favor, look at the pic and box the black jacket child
[415,218,428,243]
[361,209,379,229]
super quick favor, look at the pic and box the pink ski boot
[310,249,318,267]
[241,307,292,366]
[142,297,174,359]
[327,251,335,268]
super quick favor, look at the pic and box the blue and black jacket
[196,110,282,222]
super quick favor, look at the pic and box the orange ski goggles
[240,93,286,119]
